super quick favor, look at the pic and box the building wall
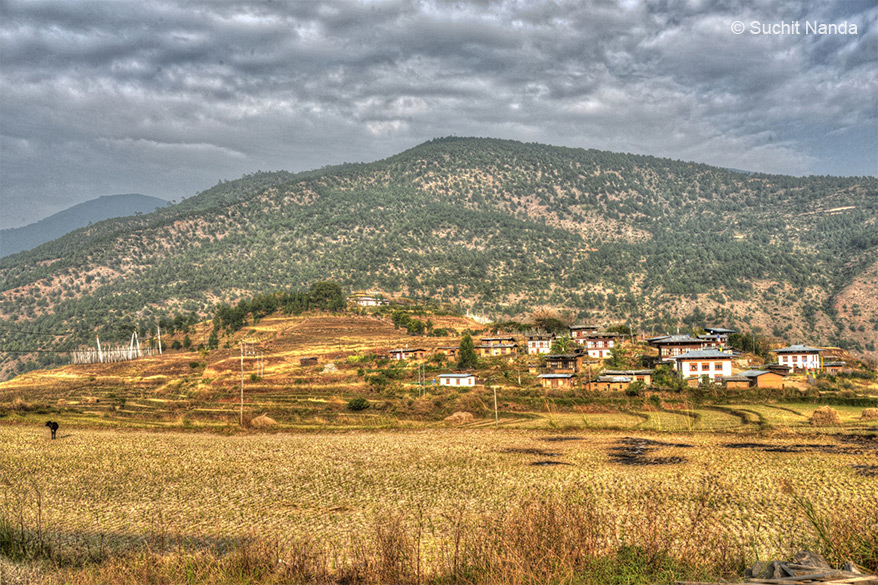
[753,373,784,389]
[677,359,732,380]
[527,340,551,354]
[440,377,475,387]
[777,353,820,370]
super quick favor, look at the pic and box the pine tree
[457,333,478,370]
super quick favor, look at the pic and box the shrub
[348,397,370,411]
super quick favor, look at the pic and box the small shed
[723,375,750,390]
[299,356,319,366]
[823,361,846,375]
[741,370,784,389]
[389,348,428,361]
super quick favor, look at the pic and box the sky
[1,0,876,229]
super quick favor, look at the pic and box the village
[354,293,852,397]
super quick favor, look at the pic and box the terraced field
[2,425,876,565]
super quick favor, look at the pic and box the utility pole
[240,341,244,426]
[157,325,163,355]
[493,385,499,426]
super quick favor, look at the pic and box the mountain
[1,137,876,378]
[0,194,168,258]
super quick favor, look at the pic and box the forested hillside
[0,193,168,257]
[1,137,876,378]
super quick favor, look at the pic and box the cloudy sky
[1,0,875,229]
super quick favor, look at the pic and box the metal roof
[538,373,575,379]
[704,327,737,334]
[741,370,772,378]
[649,335,702,344]
[596,375,633,382]
[674,349,735,360]
[603,369,653,375]
[438,373,475,379]
[771,344,823,353]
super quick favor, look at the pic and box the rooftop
[438,373,475,378]
[674,349,736,360]
[538,373,575,379]
[771,344,823,354]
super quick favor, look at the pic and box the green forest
[1,137,876,377]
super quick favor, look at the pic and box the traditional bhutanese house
[569,325,599,342]
[389,348,428,361]
[545,353,583,373]
[538,373,576,389]
[437,346,459,359]
[354,296,379,307]
[771,344,823,371]
[673,349,735,381]
[703,326,737,342]
[480,336,517,346]
[526,333,555,355]
[591,375,633,392]
[527,362,540,375]
[475,342,518,358]
[438,373,476,387]
[576,332,623,359]
[723,375,750,390]
[648,335,709,362]
[823,361,846,375]
[602,369,653,386]
[740,370,784,389]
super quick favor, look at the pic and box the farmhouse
[576,332,622,359]
[389,348,428,361]
[648,335,710,362]
[475,342,518,358]
[545,352,583,373]
[771,344,823,371]
[438,373,476,387]
[480,336,517,345]
[525,333,554,355]
[569,325,599,341]
[538,373,576,389]
[740,370,784,389]
[591,374,633,392]
[673,349,735,381]
[437,346,459,358]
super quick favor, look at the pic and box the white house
[438,373,476,387]
[673,349,735,381]
[526,333,554,355]
[771,344,823,371]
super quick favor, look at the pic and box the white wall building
[438,373,476,387]
[673,349,734,381]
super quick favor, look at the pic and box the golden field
[2,424,877,584]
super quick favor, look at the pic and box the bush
[348,397,370,411]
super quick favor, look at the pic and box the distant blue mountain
[0,194,168,258]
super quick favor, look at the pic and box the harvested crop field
[2,424,876,567]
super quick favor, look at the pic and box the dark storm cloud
[1,0,875,229]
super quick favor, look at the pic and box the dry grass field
[2,424,877,584]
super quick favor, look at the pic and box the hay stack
[444,411,475,424]
[861,408,878,420]
[810,406,841,426]
[250,413,277,429]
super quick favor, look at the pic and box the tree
[457,333,478,369]
[207,330,219,350]
[550,335,577,354]
[308,281,345,311]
